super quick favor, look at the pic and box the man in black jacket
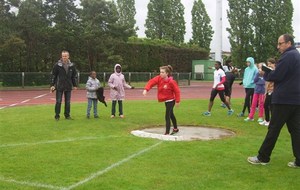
[247,34,300,168]
[50,50,78,120]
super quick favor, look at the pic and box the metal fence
[0,72,193,88]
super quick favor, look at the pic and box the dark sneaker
[65,116,73,120]
[87,115,90,119]
[164,132,169,135]
[287,162,300,168]
[55,116,60,121]
[247,156,268,165]
[170,128,179,135]
[203,111,211,116]
[94,115,99,118]
[237,112,244,117]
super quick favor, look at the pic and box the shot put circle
[131,126,235,141]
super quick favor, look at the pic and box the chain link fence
[0,72,193,88]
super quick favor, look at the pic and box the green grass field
[0,99,299,190]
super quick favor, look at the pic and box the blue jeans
[87,98,98,117]
[55,90,71,118]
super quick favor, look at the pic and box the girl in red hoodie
[143,65,180,135]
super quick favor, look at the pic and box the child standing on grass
[143,65,180,135]
[244,63,266,122]
[86,71,101,119]
[203,61,234,116]
[108,64,134,118]
[259,58,276,126]
[237,57,258,117]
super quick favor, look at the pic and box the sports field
[0,84,299,190]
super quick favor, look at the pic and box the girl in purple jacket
[108,64,134,118]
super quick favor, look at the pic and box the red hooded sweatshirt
[144,76,180,103]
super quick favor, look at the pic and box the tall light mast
[215,0,222,63]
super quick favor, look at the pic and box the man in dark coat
[50,50,78,120]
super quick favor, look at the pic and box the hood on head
[246,57,255,67]
[114,64,122,73]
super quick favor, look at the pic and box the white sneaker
[264,121,269,126]
[259,120,265,125]
[247,156,268,165]
[287,161,300,168]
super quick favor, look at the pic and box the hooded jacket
[144,75,180,103]
[50,59,78,91]
[86,76,101,99]
[242,57,258,88]
[264,46,300,105]
[253,72,265,94]
[108,64,132,100]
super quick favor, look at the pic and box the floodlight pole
[215,0,222,63]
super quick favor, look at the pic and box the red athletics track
[0,82,245,109]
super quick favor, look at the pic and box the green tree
[227,0,254,67]
[251,0,293,62]
[17,0,49,71]
[167,0,185,43]
[190,0,213,51]
[116,0,137,36]
[0,0,22,72]
[44,0,81,63]
[80,0,130,71]
[145,0,185,44]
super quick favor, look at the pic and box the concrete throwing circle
[131,126,235,141]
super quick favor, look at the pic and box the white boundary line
[63,141,163,190]
[0,136,121,148]
[0,176,64,190]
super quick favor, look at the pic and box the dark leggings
[210,89,226,102]
[165,100,177,134]
[264,93,273,122]
[111,100,123,116]
[242,88,254,114]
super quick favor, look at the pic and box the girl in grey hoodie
[86,71,101,118]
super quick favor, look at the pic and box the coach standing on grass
[50,50,78,121]
[247,34,300,168]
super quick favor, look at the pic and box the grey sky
[135,0,300,52]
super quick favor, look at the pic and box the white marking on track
[21,99,31,103]
[63,141,163,190]
[0,93,49,110]
[33,93,48,99]
[0,176,64,190]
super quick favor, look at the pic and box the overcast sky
[135,0,300,52]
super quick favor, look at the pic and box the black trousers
[242,88,254,114]
[55,90,71,118]
[165,100,177,134]
[258,104,300,166]
[111,100,123,116]
[264,93,273,122]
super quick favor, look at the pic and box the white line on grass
[0,136,121,148]
[0,176,64,190]
[63,141,163,190]
[0,106,8,110]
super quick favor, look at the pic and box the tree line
[0,0,294,73]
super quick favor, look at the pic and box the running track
[0,82,245,109]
